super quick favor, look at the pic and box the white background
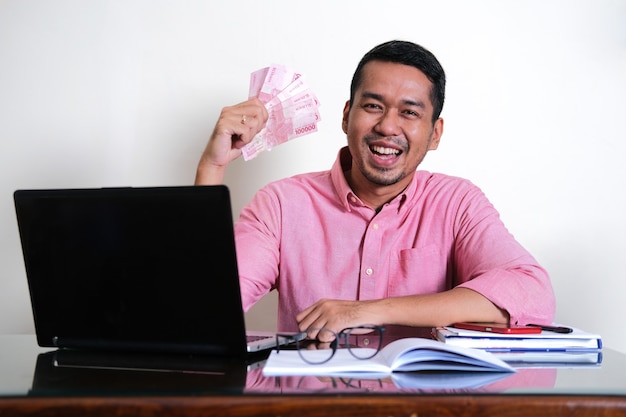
[1,0,625,353]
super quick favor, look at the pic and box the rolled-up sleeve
[451,182,556,324]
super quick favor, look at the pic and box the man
[195,40,555,338]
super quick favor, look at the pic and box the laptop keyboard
[246,334,273,343]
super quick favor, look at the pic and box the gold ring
[241,114,247,125]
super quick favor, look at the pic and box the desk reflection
[29,348,559,396]
[29,350,247,396]
[3,334,624,417]
[245,325,559,394]
[245,366,557,394]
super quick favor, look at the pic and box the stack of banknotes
[242,64,321,161]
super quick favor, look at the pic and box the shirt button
[365,268,373,276]
[372,223,379,230]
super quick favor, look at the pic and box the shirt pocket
[387,245,447,296]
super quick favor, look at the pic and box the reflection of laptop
[30,349,248,396]
[14,185,298,358]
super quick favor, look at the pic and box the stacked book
[432,325,602,368]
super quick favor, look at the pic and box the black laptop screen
[14,186,248,357]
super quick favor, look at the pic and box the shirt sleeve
[233,187,281,312]
[451,182,556,325]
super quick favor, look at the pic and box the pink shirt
[235,147,555,331]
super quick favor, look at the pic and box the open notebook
[14,185,298,359]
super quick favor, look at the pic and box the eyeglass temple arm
[275,332,307,353]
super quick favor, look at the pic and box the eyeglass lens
[344,326,383,359]
[296,328,338,364]
[295,326,383,364]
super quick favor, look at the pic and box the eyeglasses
[276,325,385,365]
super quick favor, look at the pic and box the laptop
[14,185,300,359]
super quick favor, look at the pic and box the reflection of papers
[246,367,529,394]
[390,371,513,390]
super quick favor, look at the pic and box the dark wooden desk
[3,394,626,417]
[1,334,625,417]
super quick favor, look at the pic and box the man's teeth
[371,146,400,155]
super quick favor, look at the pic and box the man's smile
[370,145,401,157]
[366,138,406,165]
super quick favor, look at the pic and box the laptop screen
[14,186,249,357]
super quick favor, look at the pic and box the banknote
[248,67,269,98]
[254,65,302,104]
[243,64,320,161]
[243,107,320,160]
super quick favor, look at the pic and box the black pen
[527,324,573,334]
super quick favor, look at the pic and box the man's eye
[403,110,421,118]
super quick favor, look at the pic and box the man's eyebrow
[402,98,427,109]
[360,91,384,101]
[361,91,426,109]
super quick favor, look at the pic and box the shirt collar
[330,146,419,213]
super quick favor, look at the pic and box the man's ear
[341,100,350,134]
[428,118,444,150]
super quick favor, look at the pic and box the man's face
[342,61,443,191]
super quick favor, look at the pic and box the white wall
[1,0,625,352]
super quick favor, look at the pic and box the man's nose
[374,110,402,136]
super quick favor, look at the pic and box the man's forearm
[370,287,509,327]
[194,159,226,185]
[296,287,509,335]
